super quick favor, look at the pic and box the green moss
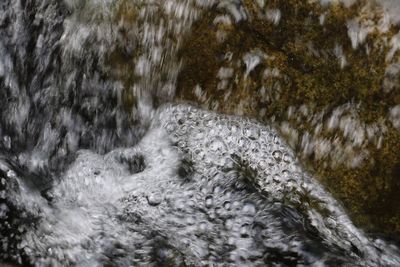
[176,0,400,238]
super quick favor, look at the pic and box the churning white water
[1,104,399,266]
[1,0,400,266]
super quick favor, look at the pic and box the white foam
[13,104,400,266]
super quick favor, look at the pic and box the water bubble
[283,153,291,163]
[223,201,231,210]
[165,123,176,132]
[213,186,222,194]
[208,138,226,152]
[232,201,241,211]
[227,122,240,133]
[243,127,260,140]
[273,174,281,183]
[240,224,250,238]
[238,137,250,150]
[242,203,256,215]
[258,160,268,170]
[199,221,208,231]
[203,117,214,127]
[215,120,226,130]
[147,193,162,206]
[272,150,283,162]
[178,140,187,148]
[205,196,214,208]
[225,219,234,230]
[273,135,281,145]
[186,216,196,225]
[215,207,224,217]
[266,156,275,167]
[282,170,291,179]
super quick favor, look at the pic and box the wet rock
[176,0,400,239]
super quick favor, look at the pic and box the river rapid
[1,0,400,266]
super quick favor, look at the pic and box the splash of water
[2,104,399,266]
[1,0,400,266]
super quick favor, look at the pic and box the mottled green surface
[176,0,400,238]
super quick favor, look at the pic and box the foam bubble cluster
[2,104,399,266]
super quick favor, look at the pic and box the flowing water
[1,0,400,266]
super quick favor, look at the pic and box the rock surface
[176,0,400,238]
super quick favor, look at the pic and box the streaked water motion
[1,0,400,266]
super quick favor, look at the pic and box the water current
[1,0,400,266]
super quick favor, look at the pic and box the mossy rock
[175,0,400,239]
